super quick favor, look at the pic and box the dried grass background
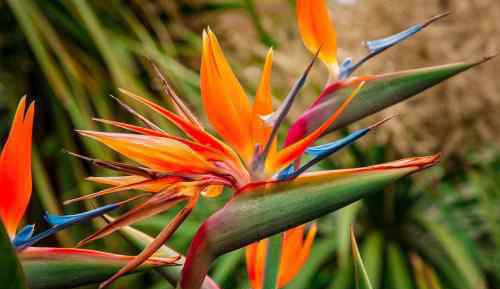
[190,0,500,160]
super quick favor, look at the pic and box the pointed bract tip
[368,114,399,130]
[422,11,451,28]
[405,153,442,170]
[479,52,498,64]
[63,149,92,162]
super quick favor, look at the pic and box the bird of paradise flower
[60,0,456,288]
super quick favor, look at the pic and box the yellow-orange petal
[297,0,338,66]
[0,97,35,237]
[245,224,317,289]
[278,224,317,287]
[64,176,184,205]
[94,118,224,161]
[78,130,217,175]
[246,239,269,289]
[201,29,254,163]
[251,48,274,148]
[118,88,245,173]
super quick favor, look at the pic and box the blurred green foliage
[0,1,499,289]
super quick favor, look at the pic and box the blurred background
[0,0,499,289]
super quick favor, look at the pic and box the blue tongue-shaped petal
[44,202,122,226]
[338,12,449,80]
[305,128,369,157]
[365,24,423,54]
[13,198,138,250]
[12,224,35,247]
[277,165,295,180]
[338,58,355,80]
[287,116,395,179]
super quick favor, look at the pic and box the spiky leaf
[351,227,373,289]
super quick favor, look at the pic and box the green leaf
[0,220,29,289]
[337,203,361,266]
[262,234,282,289]
[387,243,414,289]
[211,249,244,285]
[419,217,486,289]
[290,58,493,139]
[180,156,440,289]
[328,261,353,289]
[20,247,170,289]
[360,232,383,289]
[350,227,373,289]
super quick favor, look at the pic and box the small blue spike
[277,165,295,181]
[15,203,121,250]
[290,127,374,178]
[306,128,370,157]
[365,24,422,54]
[292,117,394,178]
[339,58,355,80]
[12,224,35,247]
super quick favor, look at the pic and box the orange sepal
[246,239,268,289]
[78,130,217,175]
[277,224,317,287]
[201,29,254,163]
[251,48,274,148]
[94,118,223,161]
[297,0,338,66]
[64,175,183,205]
[0,97,35,237]
[118,89,244,170]
[245,224,317,289]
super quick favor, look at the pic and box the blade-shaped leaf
[0,220,29,289]
[20,247,173,289]
[387,243,413,289]
[180,155,440,289]
[350,227,373,289]
[418,216,486,289]
[360,232,383,289]
[287,58,492,144]
[261,234,282,289]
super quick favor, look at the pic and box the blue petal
[339,58,355,80]
[306,128,370,157]
[44,202,120,226]
[288,128,372,178]
[277,165,295,181]
[15,203,121,250]
[12,224,35,247]
[365,24,422,54]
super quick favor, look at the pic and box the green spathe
[180,156,440,289]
